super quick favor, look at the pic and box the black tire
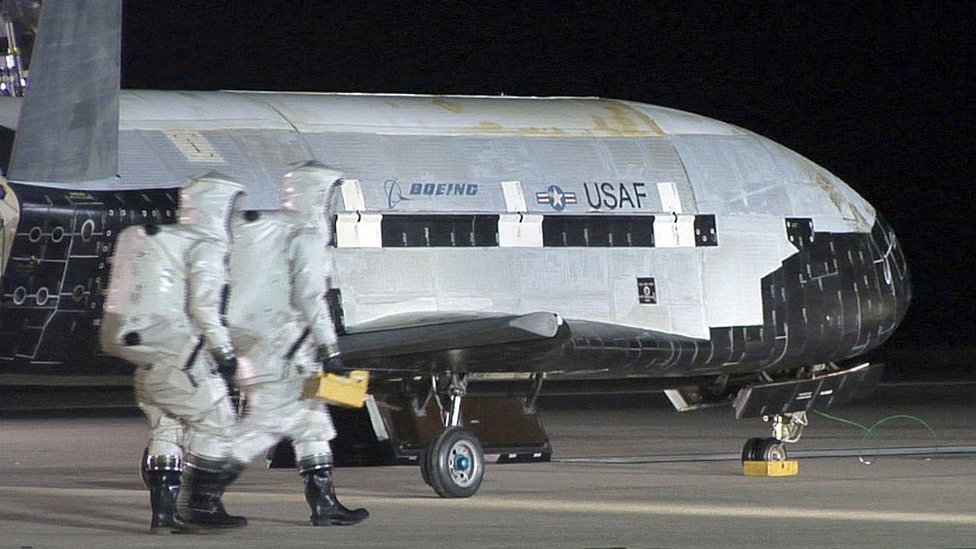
[426,426,484,498]
[755,437,787,462]
[741,437,763,463]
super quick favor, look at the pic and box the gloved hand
[210,346,240,407]
[316,345,348,374]
[209,346,238,377]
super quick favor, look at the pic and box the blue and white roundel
[535,185,578,211]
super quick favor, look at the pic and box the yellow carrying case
[303,370,370,408]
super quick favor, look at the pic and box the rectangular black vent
[542,216,654,247]
[381,215,499,247]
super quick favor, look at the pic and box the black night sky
[120,2,975,371]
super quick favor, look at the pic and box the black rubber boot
[303,466,369,526]
[145,469,181,534]
[140,450,181,535]
[174,464,247,532]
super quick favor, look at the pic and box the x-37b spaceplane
[0,0,909,497]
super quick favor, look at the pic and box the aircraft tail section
[7,0,120,185]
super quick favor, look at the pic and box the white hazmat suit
[100,173,246,533]
[226,162,368,526]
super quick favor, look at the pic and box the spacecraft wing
[337,311,570,373]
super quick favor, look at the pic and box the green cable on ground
[811,409,941,465]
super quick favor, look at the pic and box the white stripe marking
[4,486,973,525]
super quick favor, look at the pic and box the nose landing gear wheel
[424,426,484,498]
[742,437,787,462]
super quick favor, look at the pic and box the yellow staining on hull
[458,100,664,138]
[431,98,465,113]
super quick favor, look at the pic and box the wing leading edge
[339,312,567,373]
[338,312,711,378]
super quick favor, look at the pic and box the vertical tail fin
[7,0,120,185]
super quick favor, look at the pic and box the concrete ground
[1,382,975,548]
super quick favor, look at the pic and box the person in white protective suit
[226,162,368,526]
[102,174,247,533]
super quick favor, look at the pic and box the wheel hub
[448,441,477,487]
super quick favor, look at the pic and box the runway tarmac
[1,383,975,548]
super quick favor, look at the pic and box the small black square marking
[637,277,657,304]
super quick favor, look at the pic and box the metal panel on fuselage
[304,133,692,214]
[118,128,306,209]
[313,132,712,338]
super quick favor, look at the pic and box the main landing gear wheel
[424,426,484,498]
[741,437,787,462]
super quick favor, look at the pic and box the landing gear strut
[418,373,486,498]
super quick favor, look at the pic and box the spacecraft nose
[872,215,912,341]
